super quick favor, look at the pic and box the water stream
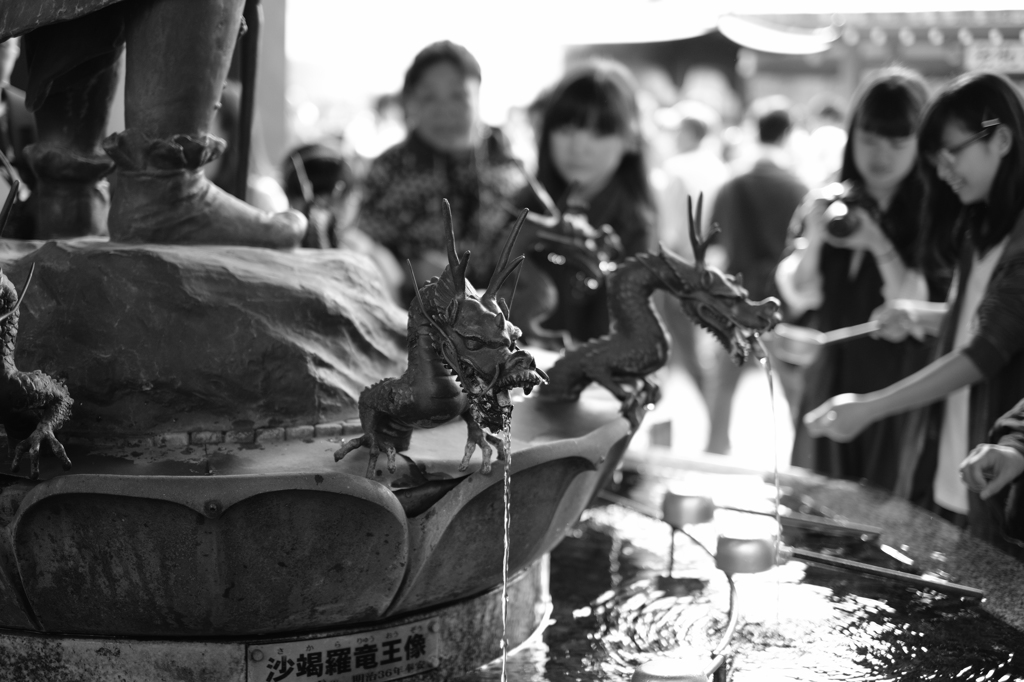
[499,427,513,682]
[755,336,784,623]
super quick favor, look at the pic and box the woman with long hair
[516,59,656,342]
[776,66,937,490]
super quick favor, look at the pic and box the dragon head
[653,195,781,364]
[414,201,548,432]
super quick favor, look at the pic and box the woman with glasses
[775,67,937,491]
[806,71,1024,554]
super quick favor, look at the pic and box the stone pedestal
[0,238,407,435]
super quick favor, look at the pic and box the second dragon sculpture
[540,195,781,423]
[335,200,548,478]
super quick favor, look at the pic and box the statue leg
[22,11,123,238]
[105,0,304,247]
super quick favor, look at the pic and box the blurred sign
[964,41,1024,73]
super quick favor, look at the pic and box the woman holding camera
[775,67,937,490]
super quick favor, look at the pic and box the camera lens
[824,201,860,238]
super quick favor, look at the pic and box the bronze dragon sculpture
[335,200,548,478]
[539,195,781,423]
[0,179,74,479]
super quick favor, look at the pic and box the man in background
[654,100,730,398]
[704,96,807,454]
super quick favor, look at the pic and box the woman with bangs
[514,59,656,342]
[776,66,937,490]
[806,72,1024,553]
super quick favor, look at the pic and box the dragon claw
[11,427,69,481]
[334,435,396,478]
[619,380,661,430]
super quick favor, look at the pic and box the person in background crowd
[704,96,808,454]
[652,100,731,396]
[281,142,355,248]
[800,95,848,188]
[658,99,730,238]
[779,67,936,491]
[207,79,290,215]
[356,40,528,300]
[513,58,656,343]
[282,141,404,299]
[805,72,1024,554]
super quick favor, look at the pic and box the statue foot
[25,143,114,239]
[104,129,305,248]
[108,169,305,247]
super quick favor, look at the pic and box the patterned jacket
[356,128,528,287]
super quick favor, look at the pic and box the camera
[821,182,869,239]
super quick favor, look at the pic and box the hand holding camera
[817,182,892,258]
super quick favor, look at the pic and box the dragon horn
[441,199,469,296]
[289,153,315,208]
[484,208,528,301]
[0,262,35,324]
[0,178,20,240]
[687,195,702,265]
[406,260,425,310]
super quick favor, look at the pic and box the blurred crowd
[3,33,1024,561]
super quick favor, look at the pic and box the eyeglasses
[927,118,1001,168]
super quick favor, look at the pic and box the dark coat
[357,128,528,288]
[898,208,1024,555]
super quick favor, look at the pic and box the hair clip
[981,117,1001,128]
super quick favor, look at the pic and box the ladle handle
[820,319,882,345]
[716,505,883,538]
[777,512,883,539]
[790,547,984,599]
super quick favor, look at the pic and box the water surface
[456,473,1024,682]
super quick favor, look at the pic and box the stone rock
[0,239,406,436]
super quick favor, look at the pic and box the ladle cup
[660,490,883,539]
[762,319,882,367]
[599,491,985,598]
[713,532,985,599]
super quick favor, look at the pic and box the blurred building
[573,10,1024,124]
[736,11,1024,108]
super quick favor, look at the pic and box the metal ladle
[598,491,985,599]
[762,319,882,367]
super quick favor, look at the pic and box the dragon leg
[459,414,495,475]
[9,385,74,481]
[589,370,660,430]
[334,435,368,464]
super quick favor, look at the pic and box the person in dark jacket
[704,97,807,454]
